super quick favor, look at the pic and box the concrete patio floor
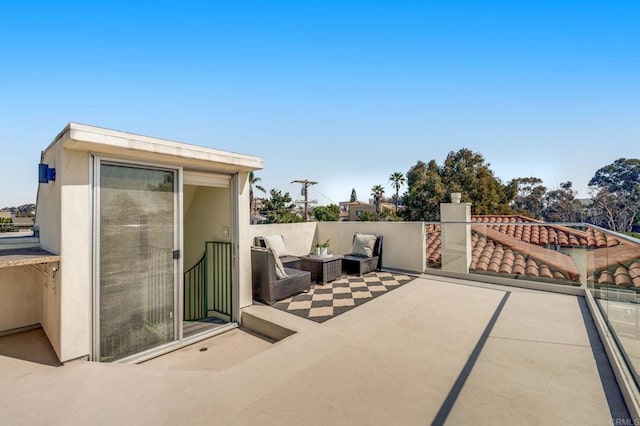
[0,276,631,425]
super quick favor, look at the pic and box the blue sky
[1,1,638,207]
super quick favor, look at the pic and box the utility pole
[292,179,318,221]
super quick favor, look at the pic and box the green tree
[588,158,640,232]
[249,172,265,215]
[357,211,379,221]
[403,160,445,221]
[590,158,640,194]
[371,184,385,219]
[259,189,303,224]
[403,149,524,220]
[312,204,340,221]
[350,188,358,202]
[0,217,14,233]
[358,210,400,222]
[389,172,405,215]
[543,182,585,222]
[509,177,547,218]
[440,149,514,215]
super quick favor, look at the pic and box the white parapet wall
[248,221,425,273]
[248,222,318,256]
[440,200,471,274]
[317,221,426,273]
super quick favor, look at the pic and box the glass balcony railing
[425,220,640,386]
[587,228,640,388]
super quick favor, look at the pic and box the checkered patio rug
[272,271,415,323]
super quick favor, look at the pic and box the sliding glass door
[97,161,178,362]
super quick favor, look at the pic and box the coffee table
[300,255,343,284]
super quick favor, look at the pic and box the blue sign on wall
[39,163,56,183]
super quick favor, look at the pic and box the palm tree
[389,172,405,214]
[249,172,265,215]
[371,184,385,219]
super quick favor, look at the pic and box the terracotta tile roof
[471,215,620,248]
[588,245,640,288]
[425,215,640,287]
[425,224,441,268]
[473,226,580,281]
[470,235,572,281]
[592,262,640,287]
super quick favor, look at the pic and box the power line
[314,188,336,204]
[292,179,318,221]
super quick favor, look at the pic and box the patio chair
[251,247,311,305]
[254,235,301,269]
[342,233,383,276]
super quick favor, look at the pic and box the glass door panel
[98,163,176,361]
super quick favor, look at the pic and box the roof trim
[45,123,263,172]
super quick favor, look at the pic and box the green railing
[183,241,233,321]
[184,252,206,321]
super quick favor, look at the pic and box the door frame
[91,156,240,363]
[183,170,235,325]
[91,155,183,362]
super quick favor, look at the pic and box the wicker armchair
[342,235,383,276]
[254,236,301,269]
[251,247,311,305]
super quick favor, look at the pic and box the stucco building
[0,123,262,363]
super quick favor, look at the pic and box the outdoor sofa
[342,233,383,276]
[254,236,301,269]
[251,247,311,305]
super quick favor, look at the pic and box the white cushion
[263,235,288,258]
[271,249,288,279]
[352,233,377,257]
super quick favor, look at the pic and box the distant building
[344,201,394,221]
[0,212,34,233]
[347,201,373,221]
[10,216,34,231]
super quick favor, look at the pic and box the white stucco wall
[248,221,425,273]
[30,123,262,362]
[183,185,232,269]
[317,222,426,273]
[0,267,43,331]
[57,149,92,362]
[36,141,63,254]
[237,172,253,309]
[248,222,318,256]
[40,267,61,356]
[440,202,471,274]
[34,141,64,359]
[35,144,92,361]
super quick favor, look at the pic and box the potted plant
[314,239,331,257]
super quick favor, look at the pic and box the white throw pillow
[263,235,288,258]
[352,233,377,257]
[271,249,288,279]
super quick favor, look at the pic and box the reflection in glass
[99,163,175,361]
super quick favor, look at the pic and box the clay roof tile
[526,259,539,276]
[598,270,615,284]
[614,266,632,287]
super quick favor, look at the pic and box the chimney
[440,193,471,274]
